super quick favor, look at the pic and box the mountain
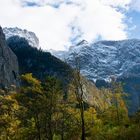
[52,39,140,81]
[6,36,72,85]
[6,35,111,111]
[52,39,140,113]
[0,26,19,89]
[3,27,39,48]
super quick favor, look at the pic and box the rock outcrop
[0,26,19,88]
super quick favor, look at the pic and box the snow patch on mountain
[52,39,140,82]
[3,27,39,48]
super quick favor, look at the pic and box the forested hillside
[0,73,140,140]
[7,36,72,88]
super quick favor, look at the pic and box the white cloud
[0,0,132,50]
[101,0,131,8]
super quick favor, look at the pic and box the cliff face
[0,26,19,88]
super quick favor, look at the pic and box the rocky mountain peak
[3,27,39,48]
[76,40,89,46]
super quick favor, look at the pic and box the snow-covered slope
[52,39,140,82]
[3,27,39,48]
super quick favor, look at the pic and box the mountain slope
[6,36,72,85]
[6,35,111,111]
[52,39,140,113]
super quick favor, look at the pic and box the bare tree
[71,53,86,140]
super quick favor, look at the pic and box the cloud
[130,0,140,12]
[101,0,131,8]
[0,0,132,50]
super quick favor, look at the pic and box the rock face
[3,27,39,48]
[0,26,19,88]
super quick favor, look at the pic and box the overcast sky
[0,0,140,50]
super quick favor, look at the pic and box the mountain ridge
[52,39,140,81]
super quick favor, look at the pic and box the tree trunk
[48,115,53,140]
[80,102,85,140]
[35,115,41,140]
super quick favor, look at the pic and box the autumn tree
[0,89,20,140]
[110,77,128,125]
